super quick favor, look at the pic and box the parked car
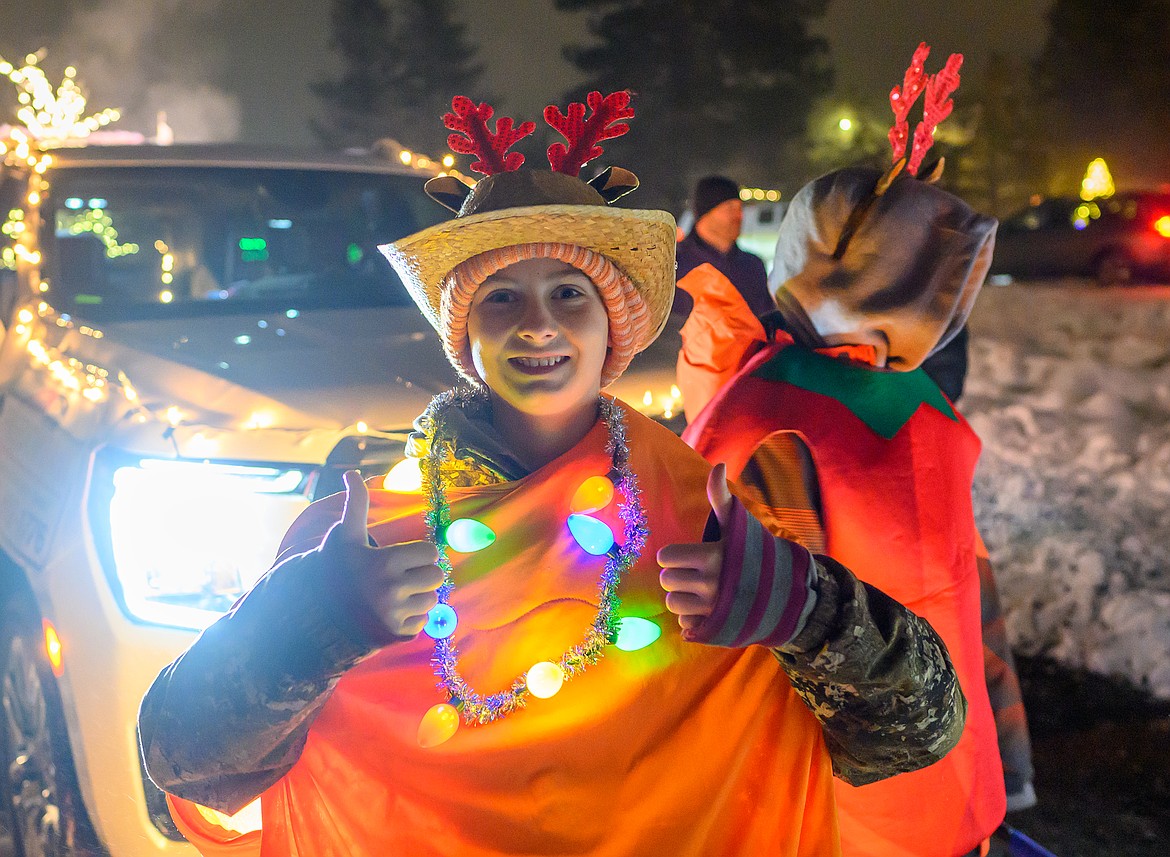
[0,142,687,856]
[990,192,1170,285]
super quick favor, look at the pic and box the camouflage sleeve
[138,544,381,815]
[774,556,968,786]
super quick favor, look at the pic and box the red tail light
[1154,215,1170,238]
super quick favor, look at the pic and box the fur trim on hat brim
[379,204,677,354]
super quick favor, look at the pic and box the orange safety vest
[169,402,840,857]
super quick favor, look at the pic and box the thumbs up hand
[656,464,734,633]
[320,470,443,640]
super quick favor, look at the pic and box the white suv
[0,144,683,856]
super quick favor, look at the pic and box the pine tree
[314,0,484,155]
[946,54,1054,218]
[555,0,832,209]
[391,0,485,153]
[1037,0,1170,185]
[313,0,401,151]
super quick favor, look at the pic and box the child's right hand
[319,470,443,640]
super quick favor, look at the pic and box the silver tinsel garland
[419,389,648,726]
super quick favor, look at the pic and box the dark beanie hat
[692,175,741,223]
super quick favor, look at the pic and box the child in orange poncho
[139,93,965,857]
[680,46,1035,857]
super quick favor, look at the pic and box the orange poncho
[170,404,839,857]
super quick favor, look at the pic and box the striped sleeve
[684,494,817,648]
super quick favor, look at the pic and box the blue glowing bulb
[446,518,496,553]
[424,604,458,639]
[567,514,614,556]
[614,617,661,651]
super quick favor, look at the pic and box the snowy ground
[964,280,1170,699]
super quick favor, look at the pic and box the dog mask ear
[919,157,946,184]
[588,166,640,204]
[425,175,473,213]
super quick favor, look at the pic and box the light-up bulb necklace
[415,389,651,748]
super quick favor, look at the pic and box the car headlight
[103,458,311,630]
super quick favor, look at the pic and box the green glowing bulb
[445,518,496,553]
[615,617,661,652]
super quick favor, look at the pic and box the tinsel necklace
[419,388,648,728]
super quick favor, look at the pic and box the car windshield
[40,165,448,321]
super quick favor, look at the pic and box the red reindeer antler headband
[440,91,634,179]
[544,91,634,177]
[425,92,641,213]
[443,97,537,176]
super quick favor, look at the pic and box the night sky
[1,0,1051,145]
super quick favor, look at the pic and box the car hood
[91,306,684,430]
[33,304,683,463]
[82,305,458,432]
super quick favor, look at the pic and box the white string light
[0,53,120,146]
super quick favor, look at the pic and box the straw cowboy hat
[379,92,677,387]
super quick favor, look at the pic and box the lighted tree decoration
[0,52,120,146]
[1080,157,1115,201]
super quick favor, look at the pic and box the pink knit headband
[440,242,651,388]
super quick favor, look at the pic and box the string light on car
[635,386,683,420]
[1,65,397,452]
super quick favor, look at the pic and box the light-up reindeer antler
[907,53,963,176]
[888,42,931,165]
[834,43,964,258]
[544,91,634,177]
[875,43,963,194]
[442,96,536,176]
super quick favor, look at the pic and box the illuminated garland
[417,389,648,740]
[0,52,120,145]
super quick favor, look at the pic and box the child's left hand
[656,463,733,632]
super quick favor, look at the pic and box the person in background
[673,175,772,318]
[138,92,967,857]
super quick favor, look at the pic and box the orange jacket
[675,263,769,421]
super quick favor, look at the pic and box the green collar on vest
[752,344,956,439]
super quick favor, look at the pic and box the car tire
[1095,251,1134,286]
[0,586,103,857]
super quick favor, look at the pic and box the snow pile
[964,282,1170,698]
